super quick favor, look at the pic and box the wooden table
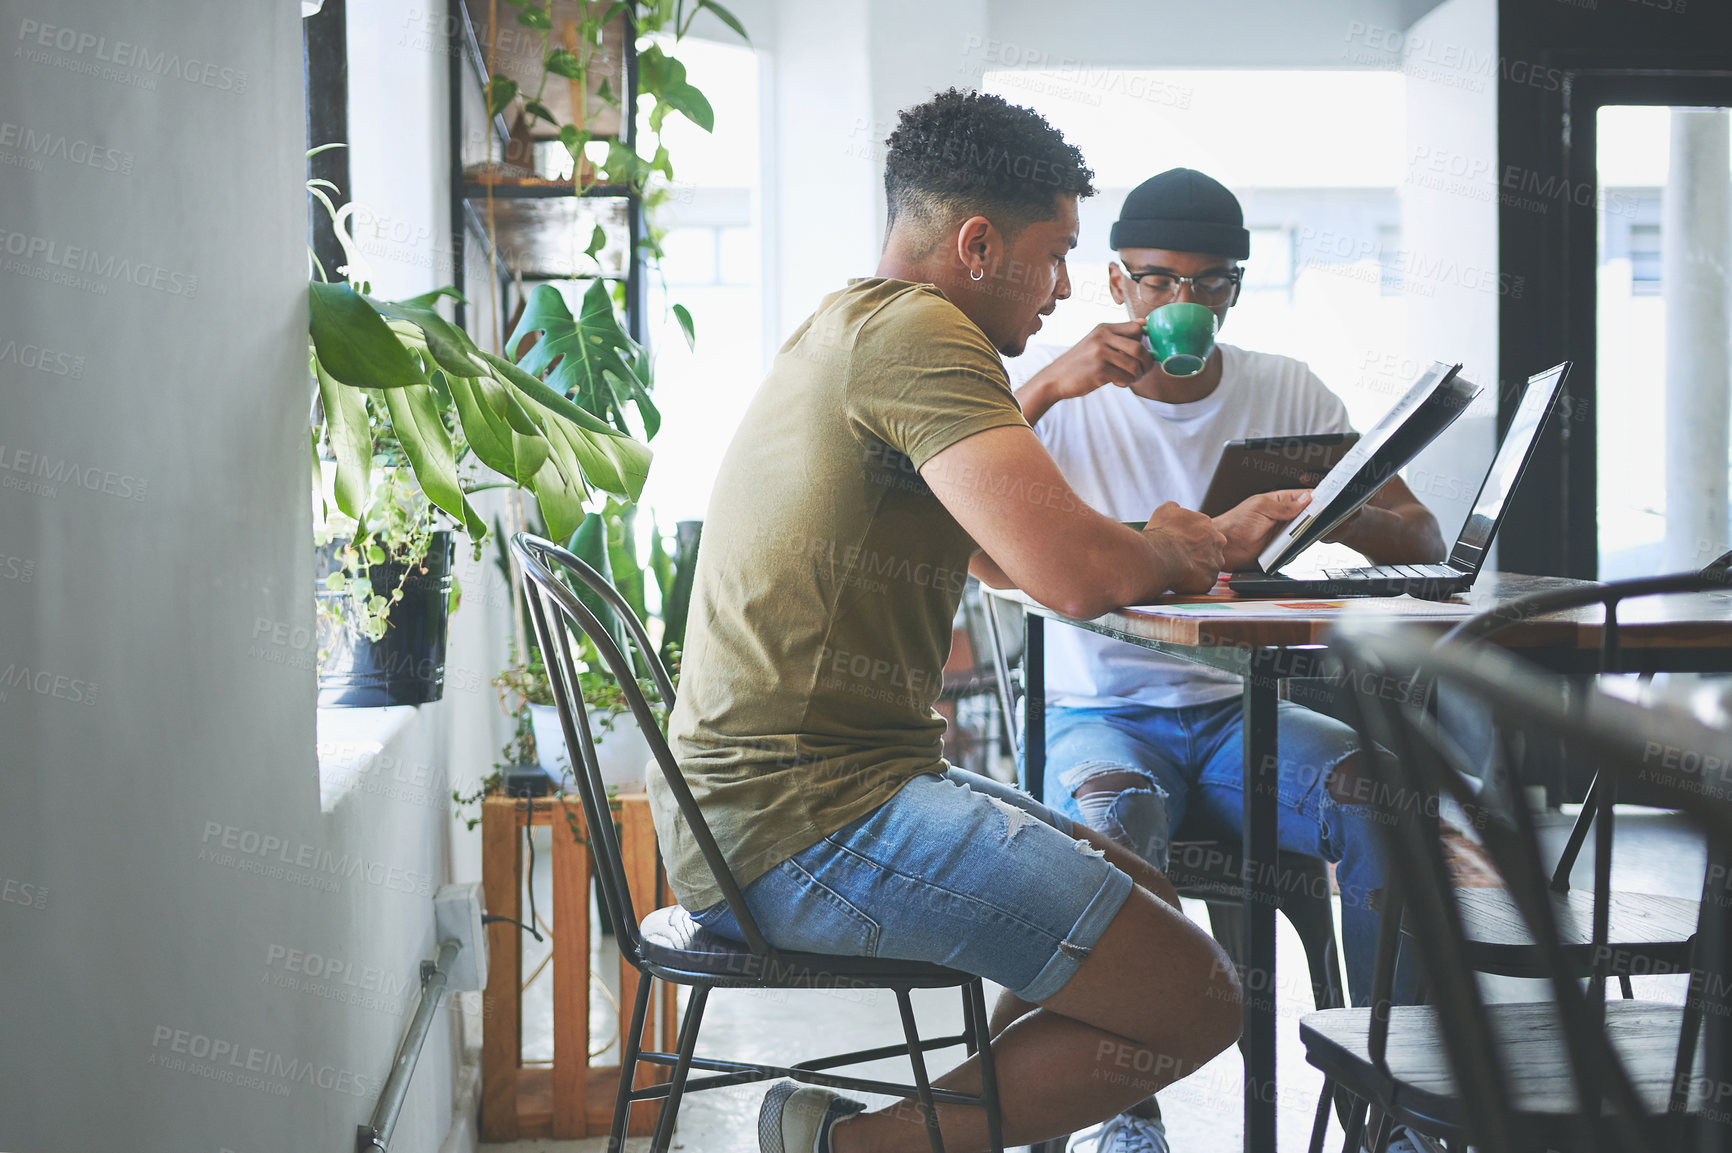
[988,572,1732,1153]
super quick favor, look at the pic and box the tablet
[1255,361,1476,573]
[1198,433,1361,517]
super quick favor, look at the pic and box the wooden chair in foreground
[1302,621,1732,1153]
[1423,563,1732,993]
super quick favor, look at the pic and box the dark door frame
[1499,64,1732,579]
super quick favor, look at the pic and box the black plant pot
[316,531,455,708]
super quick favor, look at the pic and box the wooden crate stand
[480,792,679,1140]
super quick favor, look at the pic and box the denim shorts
[691,768,1134,1002]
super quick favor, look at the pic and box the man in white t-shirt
[1002,169,1441,1153]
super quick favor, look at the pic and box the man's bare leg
[828,827,1235,1153]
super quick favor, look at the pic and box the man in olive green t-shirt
[658,275,1032,911]
[652,89,1311,1153]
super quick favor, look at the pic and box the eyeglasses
[1120,265,1243,306]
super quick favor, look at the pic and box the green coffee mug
[1143,302,1218,377]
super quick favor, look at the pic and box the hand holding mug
[1143,302,1219,377]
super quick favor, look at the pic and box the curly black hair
[883,88,1095,242]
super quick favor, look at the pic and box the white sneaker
[1382,1126,1443,1153]
[757,1080,866,1153]
[1068,1113,1171,1153]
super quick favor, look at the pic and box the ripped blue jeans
[1041,697,1402,1006]
[692,768,1133,1002]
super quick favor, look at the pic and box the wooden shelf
[461,194,630,280]
[462,170,634,199]
[480,792,679,1142]
[507,1066,648,1138]
[447,0,646,341]
[460,0,627,141]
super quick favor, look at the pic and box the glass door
[1594,105,1732,578]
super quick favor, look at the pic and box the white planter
[528,703,650,792]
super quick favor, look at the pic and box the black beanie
[1109,168,1250,259]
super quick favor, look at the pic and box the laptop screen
[1449,363,1571,572]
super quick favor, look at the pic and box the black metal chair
[512,533,1005,1153]
[1419,565,1732,991]
[977,582,1347,1019]
[1300,621,1732,1153]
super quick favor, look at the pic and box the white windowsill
[316,705,420,813]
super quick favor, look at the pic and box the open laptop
[1226,362,1571,599]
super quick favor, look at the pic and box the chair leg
[1671,964,1706,1148]
[960,985,978,1058]
[609,973,656,1153]
[1206,899,1248,963]
[1368,1110,1395,1153]
[1282,877,1347,1010]
[967,979,1005,1153]
[1619,973,1635,999]
[1548,772,1599,891]
[1204,901,1251,1057]
[1308,1079,1335,1153]
[895,988,947,1153]
[1340,1095,1369,1153]
[649,984,710,1153]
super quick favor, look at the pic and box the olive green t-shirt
[650,278,1029,912]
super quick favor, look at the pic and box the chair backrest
[973,580,1026,760]
[1330,621,1732,1153]
[511,533,780,965]
[1433,555,1732,1006]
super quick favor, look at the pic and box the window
[1629,223,1662,294]
[1377,225,1404,296]
[1243,227,1293,289]
[718,227,755,286]
[659,227,720,286]
[637,39,761,524]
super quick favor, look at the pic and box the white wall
[762,0,879,342]
[986,0,1450,69]
[0,1,489,1149]
[865,0,990,242]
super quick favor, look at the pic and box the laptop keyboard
[1320,563,1461,580]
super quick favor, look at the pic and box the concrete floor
[494,804,1706,1153]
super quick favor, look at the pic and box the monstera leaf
[309,283,652,543]
[507,281,660,439]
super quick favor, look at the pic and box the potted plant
[313,463,460,707]
[306,181,653,708]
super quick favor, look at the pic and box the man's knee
[1325,750,1373,806]
[1086,895,1243,1061]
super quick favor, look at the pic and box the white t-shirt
[1008,342,1354,709]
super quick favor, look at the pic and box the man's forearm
[1082,531,1185,615]
[1339,502,1445,564]
[921,425,1222,619]
[969,524,1178,617]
